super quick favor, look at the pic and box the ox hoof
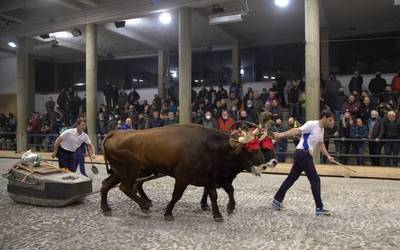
[214,216,224,223]
[164,215,174,221]
[103,210,112,217]
[227,207,235,215]
[201,205,211,211]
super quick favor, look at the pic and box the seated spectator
[391,71,400,103]
[265,90,277,104]
[217,110,235,132]
[350,118,368,165]
[164,112,178,126]
[225,92,240,111]
[338,111,353,164]
[229,105,239,121]
[367,110,382,166]
[287,117,301,147]
[96,111,108,135]
[216,85,228,101]
[202,111,217,129]
[107,114,118,132]
[271,118,288,163]
[378,111,400,166]
[148,110,164,128]
[259,88,268,104]
[121,118,134,130]
[252,91,263,113]
[137,114,148,130]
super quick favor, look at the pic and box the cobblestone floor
[0,158,399,250]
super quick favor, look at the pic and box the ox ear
[229,139,243,154]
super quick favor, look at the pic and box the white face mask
[205,115,212,120]
[222,115,228,120]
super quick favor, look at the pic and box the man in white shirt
[271,110,335,216]
[51,119,96,172]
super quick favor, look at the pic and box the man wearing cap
[51,119,96,172]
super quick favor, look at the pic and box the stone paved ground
[0,158,399,250]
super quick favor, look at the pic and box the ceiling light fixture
[209,0,249,25]
[159,12,171,24]
[274,0,289,8]
[114,21,126,28]
[49,31,73,38]
[8,41,17,48]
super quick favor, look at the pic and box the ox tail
[102,133,113,175]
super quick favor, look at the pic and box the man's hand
[51,152,57,158]
[273,132,281,140]
[91,154,96,160]
[327,155,334,162]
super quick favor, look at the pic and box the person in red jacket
[217,110,235,132]
[391,71,400,103]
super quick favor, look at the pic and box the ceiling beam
[1,0,236,37]
[53,0,83,11]
[103,23,168,50]
[75,0,100,8]
[0,14,24,24]
[0,0,42,13]
[33,38,109,58]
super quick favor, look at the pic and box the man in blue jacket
[350,118,368,165]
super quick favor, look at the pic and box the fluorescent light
[275,0,289,7]
[240,69,244,75]
[139,79,144,83]
[132,79,138,82]
[125,18,142,25]
[74,82,85,86]
[194,80,199,83]
[49,31,73,38]
[209,11,243,25]
[170,70,177,78]
[159,13,171,24]
[8,42,17,48]
[263,75,269,79]
[270,76,276,80]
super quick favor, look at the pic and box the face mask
[222,115,228,120]
[247,104,252,108]
[205,115,211,120]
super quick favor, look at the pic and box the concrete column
[305,0,321,162]
[178,7,192,124]
[158,50,166,99]
[320,28,330,81]
[28,56,35,115]
[85,23,98,149]
[232,41,240,84]
[16,37,30,152]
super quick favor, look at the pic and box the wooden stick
[331,159,357,173]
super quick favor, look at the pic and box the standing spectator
[276,71,287,107]
[381,86,397,104]
[202,111,217,129]
[112,83,119,108]
[334,88,347,123]
[103,82,113,108]
[271,118,288,163]
[128,88,140,105]
[217,110,235,132]
[118,91,128,109]
[57,89,68,112]
[245,100,259,124]
[391,71,400,104]
[325,73,343,113]
[348,70,363,95]
[350,118,368,165]
[368,72,387,104]
[259,88,268,104]
[107,114,117,132]
[367,110,382,166]
[216,85,228,101]
[45,97,56,114]
[270,99,283,121]
[338,111,353,164]
[342,94,360,117]
[378,111,400,166]
[148,110,164,128]
[321,118,338,164]
[70,93,81,124]
[229,81,241,98]
[359,96,375,124]
[96,112,108,135]
[252,91,263,113]
[198,85,209,100]
[288,80,301,119]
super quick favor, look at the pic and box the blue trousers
[74,145,87,176]
[57,147,76,172]
[274,150,323,208]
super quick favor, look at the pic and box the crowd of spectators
[0,70,399,166]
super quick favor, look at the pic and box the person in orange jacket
[217,110,235,132]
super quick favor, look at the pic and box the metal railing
[1,132,399,167]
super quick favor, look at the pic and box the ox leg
[221,182,236,214]
[207,187,224,222]
[164,182,188,221]
[101,174,121,216]
[120,180,151,212]
[136,182,152,208]
[200,188,210,211]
